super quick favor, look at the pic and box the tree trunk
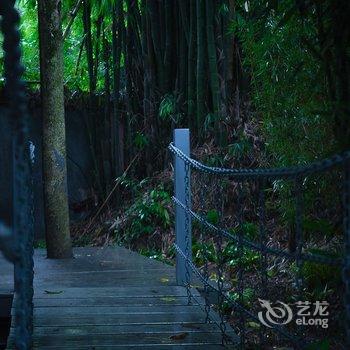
[38,0,72,259]
[147,0,166,93]
[206,0,221,143]
[163,0,174,92]
[187,0,196,130]
[112,0,124,178]
[179,0,190,44]
[196,0,206,139]
[82,0,95,94]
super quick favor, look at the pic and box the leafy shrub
[230,222,259,241]
[290,249,342,300]
[116,184,171,244]
[193,240,217,265]
[139,247,175,266]
[223,287,256,313]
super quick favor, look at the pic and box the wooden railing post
[173,129,192,285]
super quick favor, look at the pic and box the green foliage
[232,0,338,166]
[228,135,253,160]
[118,184,171,243]
[291,249,342,299]
[302,218,334,238]
[159,94,183,123]
[34,239,46,249]
[206,209,219,225]
[139,247,175,266]
[18,2,39,83]
[134,132,149,149]
[306,339,330,350]
[159,94,175,119]
[223,287,255,312]
[193,240,217,265]
[230,222,259,241]
[226,248,260,270]
[15,0,120,91]
[205,154,225,167]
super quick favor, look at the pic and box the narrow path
[2,247,226,349]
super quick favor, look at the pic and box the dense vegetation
[18,0,348,251]
[17,0,349,179]
[4,0,350,347]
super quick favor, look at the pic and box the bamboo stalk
[63,0,83,40]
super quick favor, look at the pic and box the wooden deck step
[2,247,235,349]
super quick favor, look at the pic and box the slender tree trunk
[93,15,103,91]
[147,0,165,93]
[124,0,133,168]
[82,0,103,196]
[224,0,236,98]
[179,0,190,44]
[206,0,221,143]
[196,0,206,139]
[112,0,123,177]
[38,0,72,259]
[102,33,112,193]
[187,0,196,130]
[82,0,95,94]
[163,0,173,92]
[178,10,187,124]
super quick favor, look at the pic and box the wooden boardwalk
[1,247,227,349]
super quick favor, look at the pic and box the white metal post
[174,129,192,285]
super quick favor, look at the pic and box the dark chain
[169,109,350,348]
[184,163,192,304]
[343,160,350,347]
[294,177,304,296]
[199,173,211,322]
[0,1,34,348]
[214,178,227,345]
[236,182,245,348]
[171,164,348,348]
[258,178,267,347]
[173,196,341,266]
[173,243,303,347]
[169,142,350,179]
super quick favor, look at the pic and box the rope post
[174,128,192,285]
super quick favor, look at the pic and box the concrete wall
[0,106,95,240]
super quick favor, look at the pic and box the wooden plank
[30,313,209,327]
[32,286,200,298]
[32,332,223,347]
[31,323,220,336]
[33,271,175,287]
[33,296,194,307]
[2,247,237,349]
[31,247,174,273]
[32,345,224,349]
[33,305,202,317]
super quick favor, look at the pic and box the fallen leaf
[44,290,63,295]
[247,321,260,330]
[160,297,176,302]
[169,332,189,341]
[160,277,169,283]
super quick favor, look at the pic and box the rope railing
[169,141,350,178]
[170,129,350,349]
[0,1,34,349]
